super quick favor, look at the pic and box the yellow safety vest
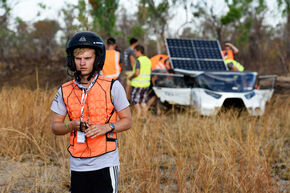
[131,56,151,88]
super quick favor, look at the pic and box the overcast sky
[11,0,137,22]
[8,0,284,35]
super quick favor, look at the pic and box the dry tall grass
[0,87,289,193]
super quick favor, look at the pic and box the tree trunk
[156,36,162,54]
[286,13,290,74]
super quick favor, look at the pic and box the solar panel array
[166,38,227,72]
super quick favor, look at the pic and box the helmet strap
[74,71,81,82]
[87,72,94,81]
[87,63,99,81]
[74,70,96,82]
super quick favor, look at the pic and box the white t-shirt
[51,79,130,171]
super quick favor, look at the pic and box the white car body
[152,72,276,116]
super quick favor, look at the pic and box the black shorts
[71,166,119,193]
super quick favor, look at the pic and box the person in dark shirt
[123,38,138,100]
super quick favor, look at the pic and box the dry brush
[0,87,289,193]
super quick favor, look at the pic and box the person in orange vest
[100,37,123,80]
[222,42,239,60]
[150,54,168,71]
[50,31,132,193]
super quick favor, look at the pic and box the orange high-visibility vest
[101,50,121,80]
[222,49,234,60]
[61,76,117,158]
[150,54,168,71]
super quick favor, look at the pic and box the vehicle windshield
[195,72,256,92]
[154,73,187,88]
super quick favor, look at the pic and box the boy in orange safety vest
[50,31,132,193]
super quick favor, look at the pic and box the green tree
[31,20,60,66]
[191,0,225,41]
[278,0,290,18]
[116,7,138,52]
[0,0,15,71]
[0,0,12,56]
[0,0,10,26]
[278,0,290,74]
[137,0,177,54]
[221,0,267,45]
[189,0,289,74]
[59,0,95,47]
[75,0,93,31]
[88,0,119,38]
[59,2,79,44]
[13,17,32,68]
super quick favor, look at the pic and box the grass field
[0,86,289,193]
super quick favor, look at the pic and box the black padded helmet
[66,31,106,79]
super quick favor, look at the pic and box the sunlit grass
[0,87,289,193]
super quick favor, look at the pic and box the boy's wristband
[65,122,70,132]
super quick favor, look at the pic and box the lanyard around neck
[76,74,98,121]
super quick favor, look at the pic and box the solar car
[152,38,276,116]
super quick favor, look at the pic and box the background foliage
[0,0,289,86]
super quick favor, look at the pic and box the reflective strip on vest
[225,59,244,72]
[101,50,121,80]
[131,56,151,88]
[61,76,117,158]
[150,54,168,71]
[154,62,166,70]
